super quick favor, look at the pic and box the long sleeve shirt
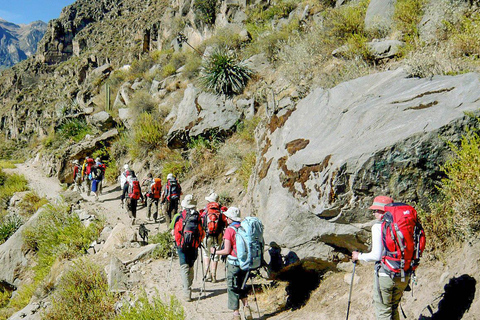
[358,222,383,262]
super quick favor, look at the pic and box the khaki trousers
[374,273,410,320]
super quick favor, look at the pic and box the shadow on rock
[419,274,476,320]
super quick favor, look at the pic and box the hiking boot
[232,313,241,320]
[131,218,136,225]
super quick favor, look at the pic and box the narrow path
[7,160,241,320]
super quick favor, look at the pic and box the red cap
[369,196,393,211]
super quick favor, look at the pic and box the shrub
[0,282,36,319]
[200,47,253,96]
[16,192,48,218]
[444,10,480,58]
[22,202,104,281]
[239,151,256,189]
[149,231,175,259]
[237,117,261,143]
[0,171,29,209]
[115,292,184,320]
[193,0,217,26]
[43,259,116,320]
[132,113,166,156]
[0,215,22,244]
[56,118,93,143]
[129,90,157,119]
[162,160,189,181]
[421,129,480,251]
[324,0,369,40]
[393,0,426,44]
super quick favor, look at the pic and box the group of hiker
[71,158,426,320]
[72,156,106,201]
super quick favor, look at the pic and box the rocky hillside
[1,0,480,319]
[0,19,46,69]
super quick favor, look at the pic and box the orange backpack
[151,178,162,199]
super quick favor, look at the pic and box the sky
[0,0,75,25]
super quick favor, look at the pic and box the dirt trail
[8,161,249,320]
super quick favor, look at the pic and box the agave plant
[200,47,253,96]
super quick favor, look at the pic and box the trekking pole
[250,273,261,318]
[346,261,357,320]
[196,247,216,309]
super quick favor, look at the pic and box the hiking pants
[177,248,198,299]
[126,198,138,219]
[227,263,248,311]
[202,234,222,262]
[146,197,159,220]
[374,273,410,320]
[165,198,179,225]
[84,178,91,195]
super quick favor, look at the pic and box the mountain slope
[0,19,46,69]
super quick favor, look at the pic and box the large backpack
[179,209,202,251]
[150,178,162,199]
[231,217,264,271]
[128,178,141,200]
[91,165,103,180]
[203,202,224,237]
[85,158,94,175]
[167,179,181,201]
[381,203,426,280]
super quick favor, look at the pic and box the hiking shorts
[202,234,223,261]
[91,179,99,192]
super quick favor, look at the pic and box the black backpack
[168,179,181,201]
[180,209,201,251]
[91,165,103,180]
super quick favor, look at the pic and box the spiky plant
[200,47,252,96]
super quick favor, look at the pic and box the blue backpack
[232,217,265,271]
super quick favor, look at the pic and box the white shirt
[358,223,383,262]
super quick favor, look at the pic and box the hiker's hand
[210,247,216,255]
[351,251,359,261]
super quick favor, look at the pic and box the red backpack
[381,203,426,280]
[85,158,94,174]
[203,202,224,237]
[175,209,203,250]
[128,178,141,200]
[151,178,162,199]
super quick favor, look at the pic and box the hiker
[81,156,94,196]
[172,194,205,302]
[90,158,104,201]
[119,164,131,191]
[95,158,106,195]
[72,159,83,192]
[142,172,162,222]
[352,196,420,320]
[201,192,227,283]
[120,170,144,225]
[161,173,182,225]
[211,207,253,320]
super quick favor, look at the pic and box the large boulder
[364,0,397,33]
[167,85,246,148]
[247,69,480,259]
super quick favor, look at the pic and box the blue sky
[0,0,75,25]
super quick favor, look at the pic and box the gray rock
[367,40,405,60]
[89,111,116,131]
[150,80,162,95]
[244,53,271,74]
[236,98,255,119]
[247,69,480,259]
[365,0,397,33]
[167,85,242,148]
[107,256,128,292]
[118,108,132,129]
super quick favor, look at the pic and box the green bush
[0,283,36,320]
[239,151,256,189]
[115,292,184,320]
[129,90,157,119]
[57,119,93,143]
[237,117,260,143]
[43,259,116,320]
[16,191,48,218]
[162,160,189,181]
[444,10,480,58]
[22,202,104,281]
[149,231,175,259]
[0,215,22,245]
[132,113,167,157]
[393,0,426,44]
[0,171,29,209]
[324,0,369,40]
[246,0,298,35]
[200,47,252,96]
[421,129,480,251]
[193,0,217,26]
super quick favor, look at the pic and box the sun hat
[95,157,101,163]
[124,164,129,170]
[167,173,174,180]
[369,196,394,211]
[205,192,218,203]
[73,159,79,164]
[181,194,197,209]
[224,207,241,222]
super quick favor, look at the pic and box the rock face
[248,69,480,259]
[167,85,247,148]
[364,0,396,33]
[0,19,47,69]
